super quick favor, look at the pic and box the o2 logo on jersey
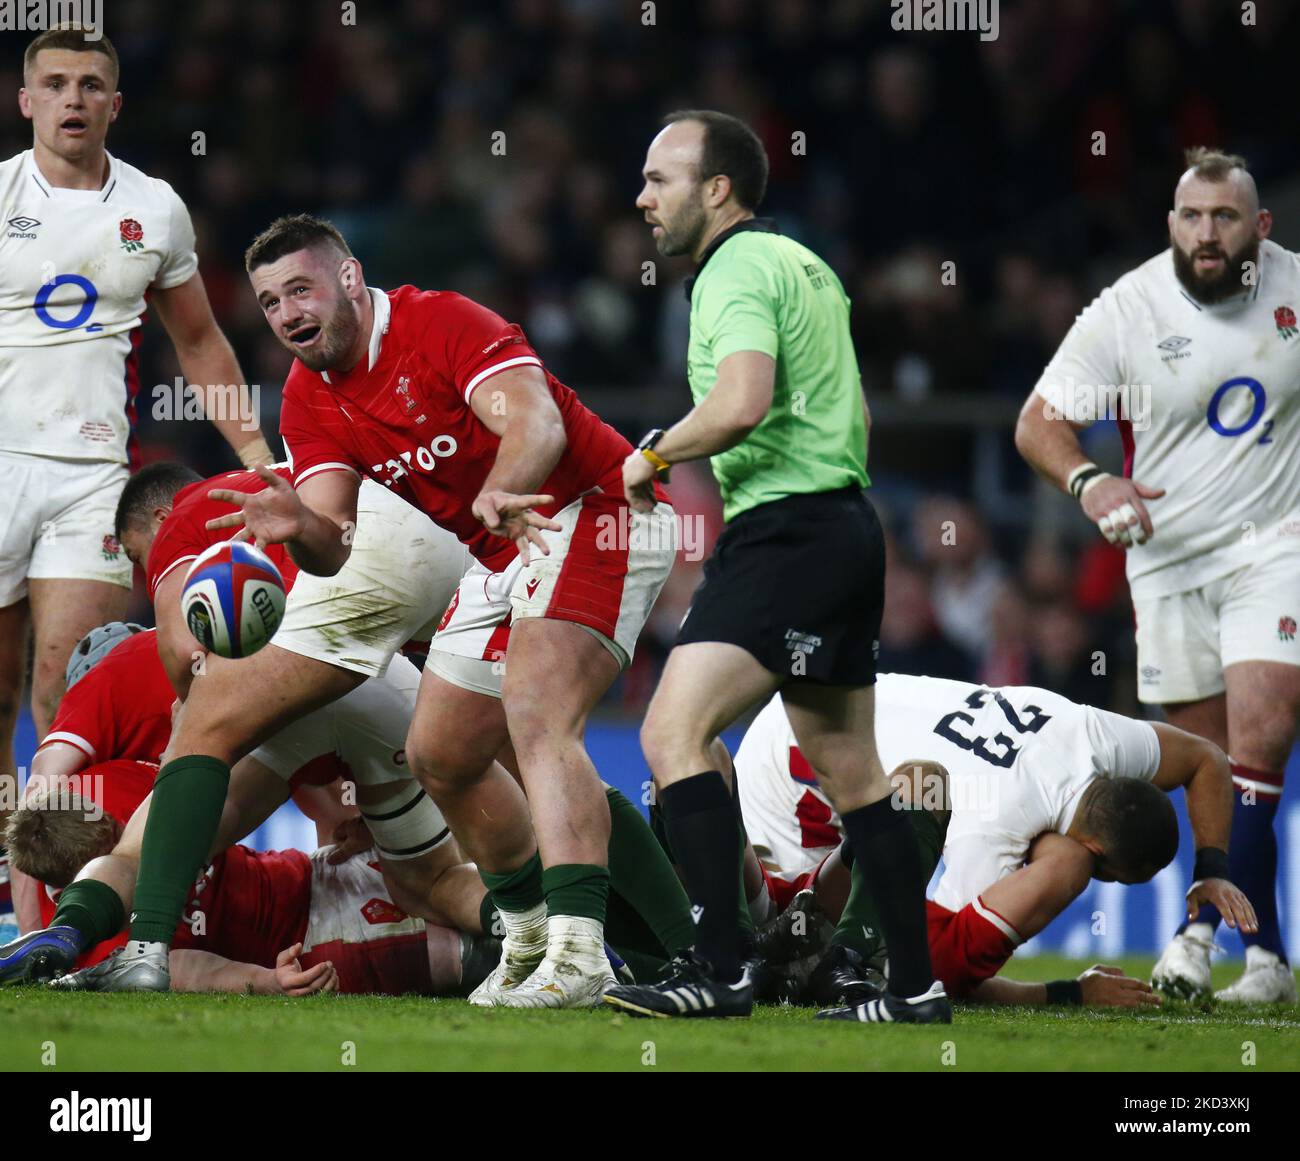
[372,434,459,486]
[33,273,100,332]
[1206,377,1273,444]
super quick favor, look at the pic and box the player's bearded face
[289,281,362,372]
[1171,232,1260,304]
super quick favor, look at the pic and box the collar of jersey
[23,148,119,201]
[321,287,391,384]
[683,217,780,302]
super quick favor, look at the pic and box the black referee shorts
[675,487,884,686]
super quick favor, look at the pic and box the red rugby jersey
[279,286,642,572]
[171,845,312,967]
[38,631,173,766]
[146,467,300,601]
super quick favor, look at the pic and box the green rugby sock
[479,852,543,913]
[605,786,697,955]
[542,863,609,924]
[52,878,126,951]
[128,755,231,944]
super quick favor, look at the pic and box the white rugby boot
[1214,946,1299,1004]
[495,915,615,1009]
[1151,923,1215,1001]
[468,902,547,1007]
[48,941,170,992]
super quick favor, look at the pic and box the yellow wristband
[237,436,275,468]
[640,447,671,473]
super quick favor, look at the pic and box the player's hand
[472,490,561,566]
[622,451,658,515]
[1186,876,1257,933]
[273,942,338,996]
[205,464,305,550]
[1078,474,1166,548]
[1077,964,1161,1008]
[326,816,374,864]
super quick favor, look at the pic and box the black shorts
[676,487,884,686]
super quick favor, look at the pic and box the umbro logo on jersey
[6,215,40,238]
[1157,335,1191,362]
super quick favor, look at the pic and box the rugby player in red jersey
[214,214,677,1007]
[6,761,495,997]
[0,457,482,987]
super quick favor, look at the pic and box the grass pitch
[2,955,1296,1072]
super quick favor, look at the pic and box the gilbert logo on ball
[181,540,286,659]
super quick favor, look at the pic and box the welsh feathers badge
[119,218,144,252]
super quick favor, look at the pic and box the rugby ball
[181,540,286,659]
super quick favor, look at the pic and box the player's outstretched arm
[169,943,337,996]
[206,466,359,576]
[1150,722,1258,933]
[152,274,274,468]
[970,966,1159,1008]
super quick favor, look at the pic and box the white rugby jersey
[734,672,1161,912]
[1034,239,1300,598]
[0,149,198,464]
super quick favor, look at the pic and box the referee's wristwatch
[637,428,672,480]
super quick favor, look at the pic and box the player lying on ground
[734,673,1256,1016]
[220,214,678,1008]
[5,755,698,991]
[19,458,476,990]
[1015,147,1300,1003]
[6,771,497,996]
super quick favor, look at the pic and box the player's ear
[1257,208,1273,239]
[110,91,122,121]
[17,88,33,119]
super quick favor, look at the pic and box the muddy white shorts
[1134,539,1300,704]
[273,478,472,678]
[426,490,676,697]
[0,452,131,606]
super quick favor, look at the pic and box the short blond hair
[4,789,117,888]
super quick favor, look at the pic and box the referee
[605,111,948,1023]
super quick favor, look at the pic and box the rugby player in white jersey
[1016,148,1300,1002]
[0,29,272,788]
[734,673,1254,1014]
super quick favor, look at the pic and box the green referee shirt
[685,218,868,522]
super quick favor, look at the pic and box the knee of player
[1230,708,1297,771]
